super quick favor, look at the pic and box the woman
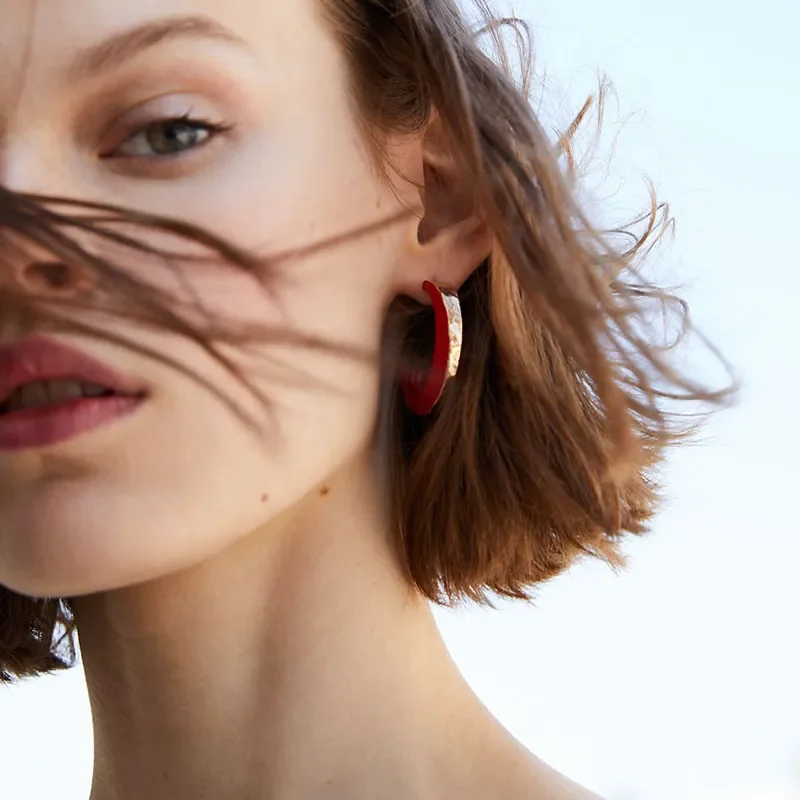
[0,1,731,798]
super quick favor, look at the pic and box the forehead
[0,0,331,98]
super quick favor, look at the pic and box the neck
[71,454,518,800]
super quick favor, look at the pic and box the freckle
[261,494,269,503]
[319,485,331,497]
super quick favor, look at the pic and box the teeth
[80,383,110,398]
[1,380,114,413]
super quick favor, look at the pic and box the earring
[400,281,463,415]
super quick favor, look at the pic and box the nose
[1,129,97,292]
[18,259,93,294]
[0,226,96,300]
[1,143,98,294]
[0,124,74,194]
[0,125,101,346]
[0,228,97,343]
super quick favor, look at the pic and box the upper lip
[0,336,146,406]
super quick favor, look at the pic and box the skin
[0,1,601,798]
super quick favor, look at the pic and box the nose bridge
[0,10,99,318]
[0,6,60,195]
[0,0,35,132]
[0,123,74,197]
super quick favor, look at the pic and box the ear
[393,114,493,304]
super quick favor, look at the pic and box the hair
[0,0,735,684]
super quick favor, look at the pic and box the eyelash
[102,113,233,161]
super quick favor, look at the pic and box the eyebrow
[67,14,248,81]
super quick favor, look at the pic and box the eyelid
[96,92,226,154]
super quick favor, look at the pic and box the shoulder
[515,772,605,800]
[521,771,605,800]
[463,719,605,800]
[504,749,606,800]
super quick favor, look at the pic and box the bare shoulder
[500,746,606,800]
[519,766,604,800]
[464,720,606,800]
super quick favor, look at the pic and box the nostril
[24,261,72,288]
[19,261,92,294]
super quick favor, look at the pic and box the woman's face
[0,0,430,597]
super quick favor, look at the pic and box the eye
[103,114,231,159]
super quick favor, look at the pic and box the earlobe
[398,167,494,303]
[395,213,492,304]
[424,212,492,282]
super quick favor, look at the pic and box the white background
[1,1,798,798]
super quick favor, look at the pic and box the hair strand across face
[0,0,736,682]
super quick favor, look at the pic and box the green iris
[144,121,209,155]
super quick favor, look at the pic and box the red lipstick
[0,336,147,451]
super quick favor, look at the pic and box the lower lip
[0,395,145,451]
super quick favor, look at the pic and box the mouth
[0,379,126,416]
[0,337,149,451]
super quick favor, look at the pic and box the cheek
[100,130,401,350]
[0,433,276,597]
[0,103,406,597]
[0,237,390,599]
[0,338,379,599]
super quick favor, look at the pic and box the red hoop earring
[400,281,463,415]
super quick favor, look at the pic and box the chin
[0,478,186,600]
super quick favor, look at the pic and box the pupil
[147,122,201,154]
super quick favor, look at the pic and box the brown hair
[0,0,735,683]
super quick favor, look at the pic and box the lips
[0,336,146,409]
[0,336,148,451]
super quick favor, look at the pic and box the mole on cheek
[261,494,269,503]
[318,486,331,497]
